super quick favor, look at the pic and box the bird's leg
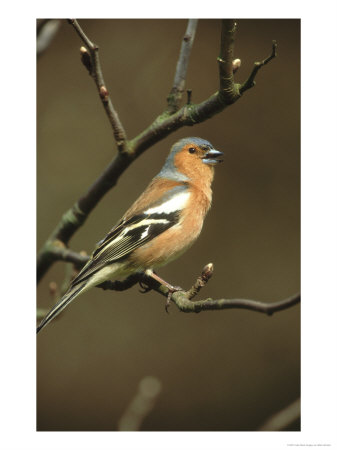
[145,270,181,291]
[144,269,183,312]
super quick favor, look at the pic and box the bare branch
[68,19,128,153]
[185,263,214,300]
[37,19,61,57]
[36,153,132,282]
[167,19,198,113]
[53,247,89,268]
[217,19,239,104]
[98,274,141,292]
[259,398,300,431]
[239,40,277,94]
[37,20,277,283]
[170,292,301,315]
[141,268,300,315]
[37,246,299,318]
[118,376,162,431]
[94,261,300,316]
[37,19,51,35]
[37,240,89,282]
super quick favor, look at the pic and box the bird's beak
[202,148,224,165]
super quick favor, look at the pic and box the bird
[37,137,223,333]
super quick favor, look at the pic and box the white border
[1,1,337,449]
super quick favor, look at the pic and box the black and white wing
[71,185,189,286]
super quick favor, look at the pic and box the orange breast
[130,185,212,269]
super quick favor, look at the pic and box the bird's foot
[165,285,183,313]
[139,280,152,294]
[143,269,183,313]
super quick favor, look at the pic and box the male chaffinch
[37,137,223,333]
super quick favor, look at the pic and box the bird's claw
[139,281,152,294]
[165,286,183,313]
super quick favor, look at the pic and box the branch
[37,19,61,57]
[37,240,89,282]
[98,274,141,292]
[95,261,300,316]
[167,19,198,113]
[239,40,277,94]
[184,263,214,300]
[141,269,300,315]
[217,19,238,103]
[37,246,299,317]
[51,244,89,268]
[37,19,50,35]
[37,19,277,283]
[170,292,301,315]
[37,154,130,282]
[118,376,162,431]
[124,19,239,155]
[68,19,128,153]
[259,398,300,431]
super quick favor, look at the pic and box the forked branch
[37,19,277,283]
[140,265,300,315]
[40,247,300,316]
[240,40,277,94]
[99,263,300,316]
[167,19,199,112]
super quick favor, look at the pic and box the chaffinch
[37,137,223,333]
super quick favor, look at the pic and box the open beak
[202,148,224,165]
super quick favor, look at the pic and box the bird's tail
[37,281,88,334]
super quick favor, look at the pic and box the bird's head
[158,137,223,184]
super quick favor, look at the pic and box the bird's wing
[71,183,189,286]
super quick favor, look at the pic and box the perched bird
[37,137,223,333]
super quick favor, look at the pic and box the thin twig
[239,40,277,94]
[171,292,300,315]
[185,263,214,299]
[167,19,198,113]
[68,19,128,153]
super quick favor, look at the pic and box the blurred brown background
[37,19,300,431]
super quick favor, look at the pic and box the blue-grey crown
[156,137,214,182]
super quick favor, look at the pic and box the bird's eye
[188,147,196,154]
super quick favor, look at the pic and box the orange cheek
[174,148,214,186]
